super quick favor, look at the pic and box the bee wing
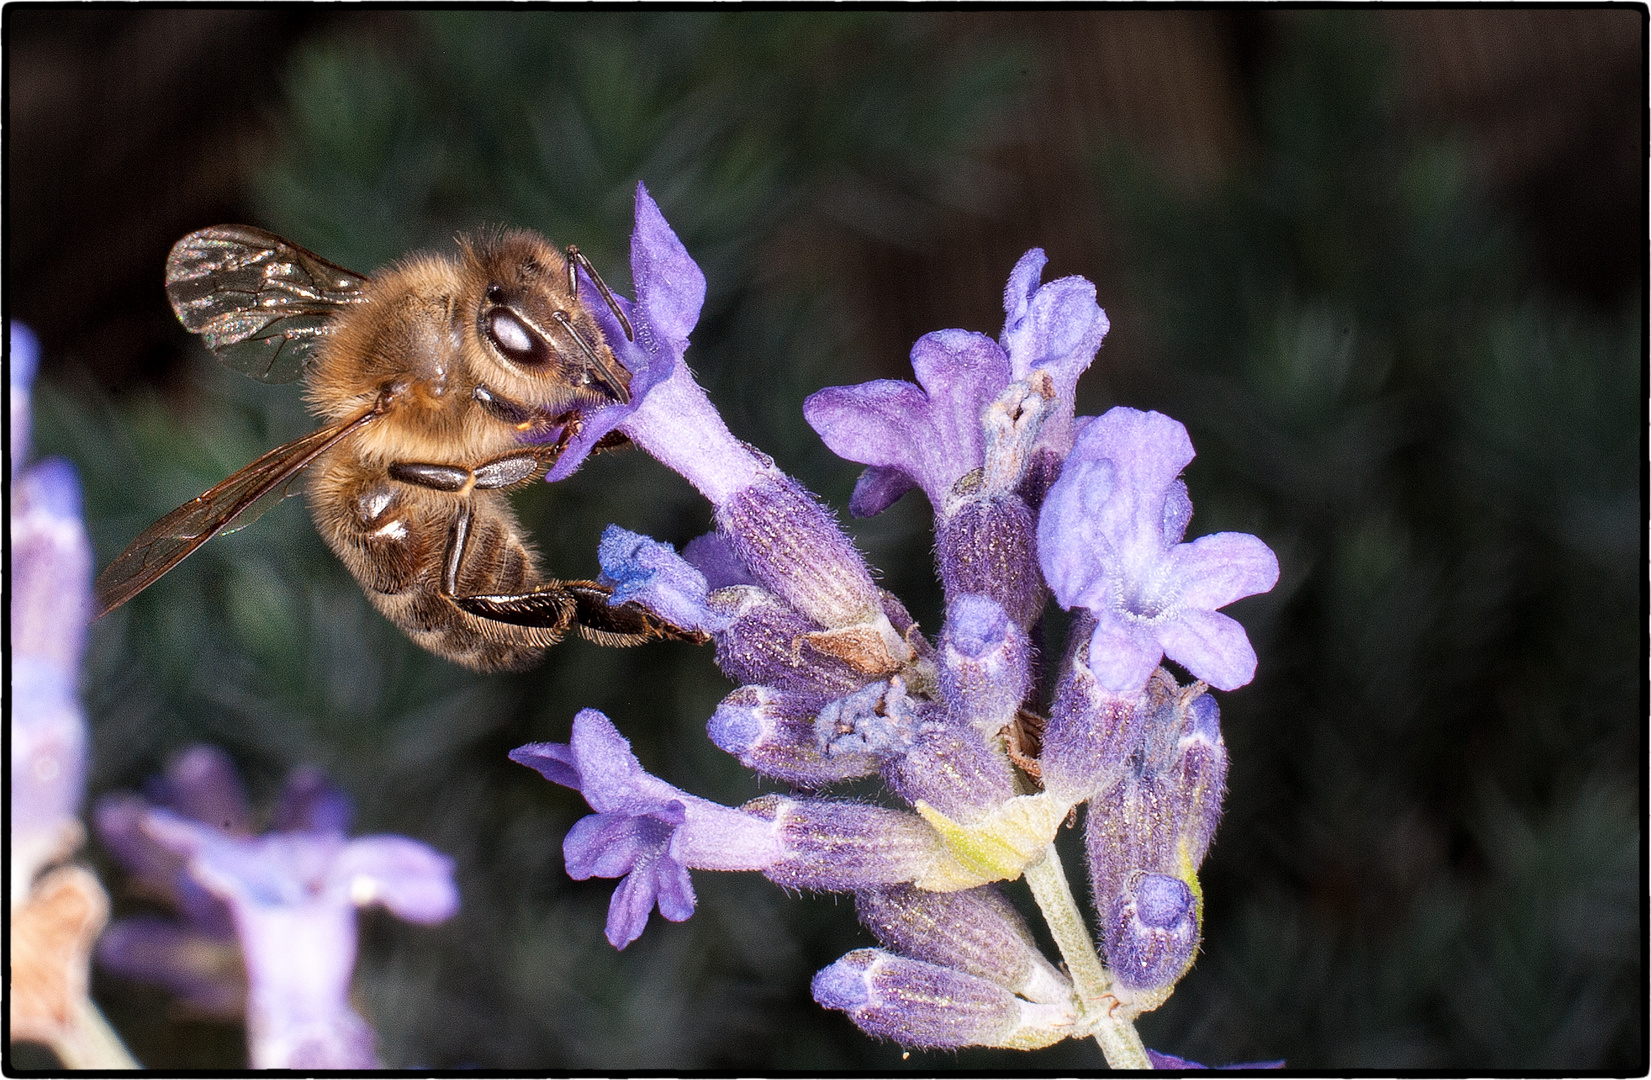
[166,225,371,383]
[94,402,384,618]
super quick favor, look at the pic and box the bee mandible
[94,225,706,672]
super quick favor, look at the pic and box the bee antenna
[565,245,635,342]
[551,310,631,406]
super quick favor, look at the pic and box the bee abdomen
[309,468,554,673]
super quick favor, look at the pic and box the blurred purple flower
[120,754,457,1068]
[10,328,93,906]
[1037,408,1279,693]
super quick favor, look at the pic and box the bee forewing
[93,404,384,618]
[166,225,372,384]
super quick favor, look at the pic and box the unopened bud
[743,796,942,892]
[937,595,1031,739]
[708,685,885,787]
[855,885,1070,1004]
[812,949,1073,1050]
[1102,872,1198,992]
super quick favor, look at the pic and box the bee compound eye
[484,308,551,367]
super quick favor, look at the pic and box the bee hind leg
[439,497,707,647]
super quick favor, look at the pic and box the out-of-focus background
[7,9,1643,1070]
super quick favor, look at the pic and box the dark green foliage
[1102,15,1641,1070]
[38,10,1639,1070]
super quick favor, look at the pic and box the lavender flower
[9,323,136,1068]
[511,709,949,948]
[804,247,1109,519]
[125,756,458,1069]
[1038,407,1279,694]
[511,205,1278,1067]
[94,746,248,1017]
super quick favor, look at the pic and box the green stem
[1024,843,1151,1071]
[51,998,140,1069]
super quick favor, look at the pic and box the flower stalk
[1022,844,1150,1070]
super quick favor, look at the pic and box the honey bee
[94,224,706,672]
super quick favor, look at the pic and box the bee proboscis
[94,225,705,672]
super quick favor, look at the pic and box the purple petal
[848,465,919,518]
[272,766,353,835]
[1155,608,1258,692]
[805,379,930,473]
[96,793,184,886]
[97,916,245,1017]
[564,811,671,881]
[151,745,253,835]
[1166,533,1280,612]
[998,250,1109,456]
[596,526,724,633]
[630,183,705,349]
[1083,409,1196,574]
[331,836,458,924]
[567,710,679,816]
[1035,452,1118,609]
[1001,248,1049,330]
[605,863,661,949]
[681,531,759,589]
[508,741,580,790]
[653,855,697,923]
[805,329,1010,512]
[1086,613,1164,695]
[544,186,704,483]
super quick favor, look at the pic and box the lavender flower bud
[881,722,1018,827]
[1102,872,1199,992]
[742,796,942,892]
[1085,673,1228,993]
[854,885,1070,1004]
[934,495,1044,628]
[1167,693,1228,868]
[708,685,884,787]
[708,587,882,701]
[936,595,1031,739]
[1039,612,1139,804]
[717,475,882,630]
[812,949,1071,1050]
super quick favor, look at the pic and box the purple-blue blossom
[804,247,1109,519]
[512,709,948,948]
[1038,407,1279,694]
[508,201,1278,1066]
[11,326,94,907]
[127,756,458,1069]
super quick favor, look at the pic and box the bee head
[460,230,632,413]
